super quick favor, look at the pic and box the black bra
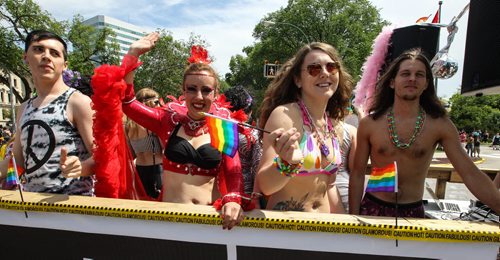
[165,124,222,169]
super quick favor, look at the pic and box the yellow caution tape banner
[1,199,498,243]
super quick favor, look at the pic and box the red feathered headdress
[187,45,211,64]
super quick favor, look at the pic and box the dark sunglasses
[305,62,339,77]
[143,97,160,106]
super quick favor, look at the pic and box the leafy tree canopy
[225,0,388,110]
[449,93,500,134]
[0,0,119,101]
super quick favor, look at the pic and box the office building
[83,15,146,60]
[0,72,25,127]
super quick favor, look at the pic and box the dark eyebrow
[31,44,62,54]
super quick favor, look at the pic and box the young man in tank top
[0,30,94,195]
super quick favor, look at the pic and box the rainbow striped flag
[205,113,239,157]
[5,156,20,189]
[366,162,398,193]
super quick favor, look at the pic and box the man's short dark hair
[25,30,68,60]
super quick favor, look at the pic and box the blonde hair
[126,88,160,138]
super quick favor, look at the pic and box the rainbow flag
[366,162,398,193]
[5,156,20,189]
[205,113,239,157]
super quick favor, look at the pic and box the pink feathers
[353,26,395,116]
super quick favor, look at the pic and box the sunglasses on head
[305,62,339,77]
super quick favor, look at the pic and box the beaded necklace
[298,100,335,157]
[387,107,426,149]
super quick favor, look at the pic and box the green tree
[134,31,216,98]
[0,0,64,101]
[225,0,388,108]
[0,0,119,102]
[134,30,187,98]
[67,15,120,75]
[449,94,500,134]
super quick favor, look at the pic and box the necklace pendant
[188,120,201,131]
[320,143,330,156]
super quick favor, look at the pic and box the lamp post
[7,73,16,131]
[263,20,310,44]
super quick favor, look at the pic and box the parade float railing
[0,189,498,260]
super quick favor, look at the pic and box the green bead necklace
[387,107,426,149]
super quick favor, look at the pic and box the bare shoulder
[266,103,301,130]
[428,116,458,138]
[357,115,378,133]
[68,91,92,112]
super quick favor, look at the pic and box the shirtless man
[349,49,500,217]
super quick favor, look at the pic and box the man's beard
[402,94,418,101]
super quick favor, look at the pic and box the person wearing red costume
[93,32,246,230]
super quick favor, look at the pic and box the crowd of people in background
[0,30,498,230]
[460,129,498,158]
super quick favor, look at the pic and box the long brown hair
[258,42,353,128]
[369,48,446,120]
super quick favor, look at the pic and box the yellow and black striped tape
[1,199,498,243]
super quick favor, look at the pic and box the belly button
[312,201,321,210]
[191,199,199,205]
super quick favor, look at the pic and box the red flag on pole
[431,9,439,23]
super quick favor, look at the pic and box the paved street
[425,145,500,201]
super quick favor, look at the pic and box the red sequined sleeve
[214,152,255,211]
[122,99,170,141]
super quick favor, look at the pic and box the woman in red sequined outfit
[94,33,246,230]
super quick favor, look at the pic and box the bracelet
[273,156,303,177]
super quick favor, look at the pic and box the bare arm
[441,118,500,213]
[255,105,303,196]
[494,172,500,190]
[348,117,370,214]
[62,92,94,177]
[123,32,159,85]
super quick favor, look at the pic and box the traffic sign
[264,64,280,78]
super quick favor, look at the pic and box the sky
[35,0,471,98]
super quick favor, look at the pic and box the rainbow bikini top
[295,101,342,176]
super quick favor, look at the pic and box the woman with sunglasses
[125,88,163,200]
[93,33,247,230]
[257,42,355,213]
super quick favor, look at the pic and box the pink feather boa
[353,26,395,116]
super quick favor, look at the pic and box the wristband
[273,156,303,177]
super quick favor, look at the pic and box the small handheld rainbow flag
[5,156,20,189]
[366,161,398,193]
[204,113,239,158]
